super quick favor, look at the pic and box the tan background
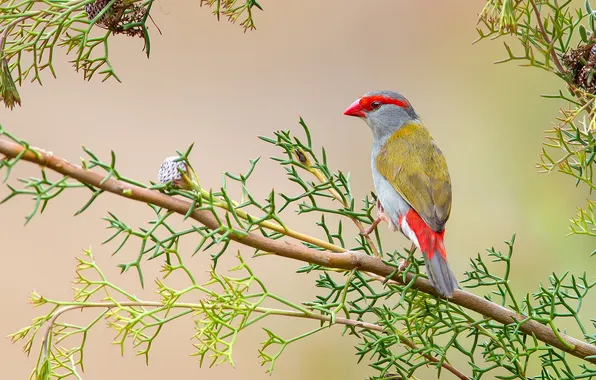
[1,0,594,379]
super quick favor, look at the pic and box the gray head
[343,90,419,140]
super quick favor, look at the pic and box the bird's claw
[398,259,411,272]
[362,204,393,237]
[361,217,381,236]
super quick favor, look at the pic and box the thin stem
[397,333,469,380]
[0,15,30,55]
[529,0,565,74]
[549,320,576,351]
[195,186,345,253]
[40,301,381,356]
[40,300,468,379]
[306,166,382,258]
[1,139,594,364]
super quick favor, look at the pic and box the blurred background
[1,0,594,379]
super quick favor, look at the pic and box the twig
[303,164,382,258]
[0,16,30,55]
[291,148,382,257]
[397,334,468,380]
[529,0,566,74]
[1,139,595,364]
[192,186,345,253]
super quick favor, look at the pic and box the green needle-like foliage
[476,0,596,245]
[2,119,594,379]
[0,0,262,107]
[0,0,156,89]
[1,1,595,379]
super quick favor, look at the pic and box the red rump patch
[405,209,446,260]
[360,95,408,111]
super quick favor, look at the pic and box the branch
[1,138,594,365]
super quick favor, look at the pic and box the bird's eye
[370,101,381,110]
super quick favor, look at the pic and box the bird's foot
[397,243,416,272]
[361,207,392,236]
[361,217,381,236]
[398,259,411,272]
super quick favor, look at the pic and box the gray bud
[158,156,187,184]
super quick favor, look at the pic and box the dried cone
[563,43,596,93]
[85,0,112,24]
[84,0,147,39]
[158,157,188,188]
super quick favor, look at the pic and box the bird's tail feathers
[401,209,458,297]
[423,250,458,298]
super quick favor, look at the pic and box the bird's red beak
[343,98,365,117]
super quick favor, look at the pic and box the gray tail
[424,252,458,298]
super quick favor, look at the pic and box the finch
[344,90,458,297]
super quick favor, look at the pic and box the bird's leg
[361,201,391,236]
[362,217,382,236]
[398,243,416,272]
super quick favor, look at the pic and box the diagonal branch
[1,138,594,365]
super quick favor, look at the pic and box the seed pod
[0,58,21,109]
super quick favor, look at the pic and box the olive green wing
[375,122,452,231]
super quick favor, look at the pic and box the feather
[375,122,452,232]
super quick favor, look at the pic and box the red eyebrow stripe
[360,95,408,111]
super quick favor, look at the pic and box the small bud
[29,291,46,306]
[158,156,188,187]
[294,148,313,167]
[0,59,21,109]
[479,0,517,33]
[580,25,590,43]
[36,357,51,380]
[294,148,308,164]
[498,0,517,33]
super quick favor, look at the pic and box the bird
[343,90,458,297]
